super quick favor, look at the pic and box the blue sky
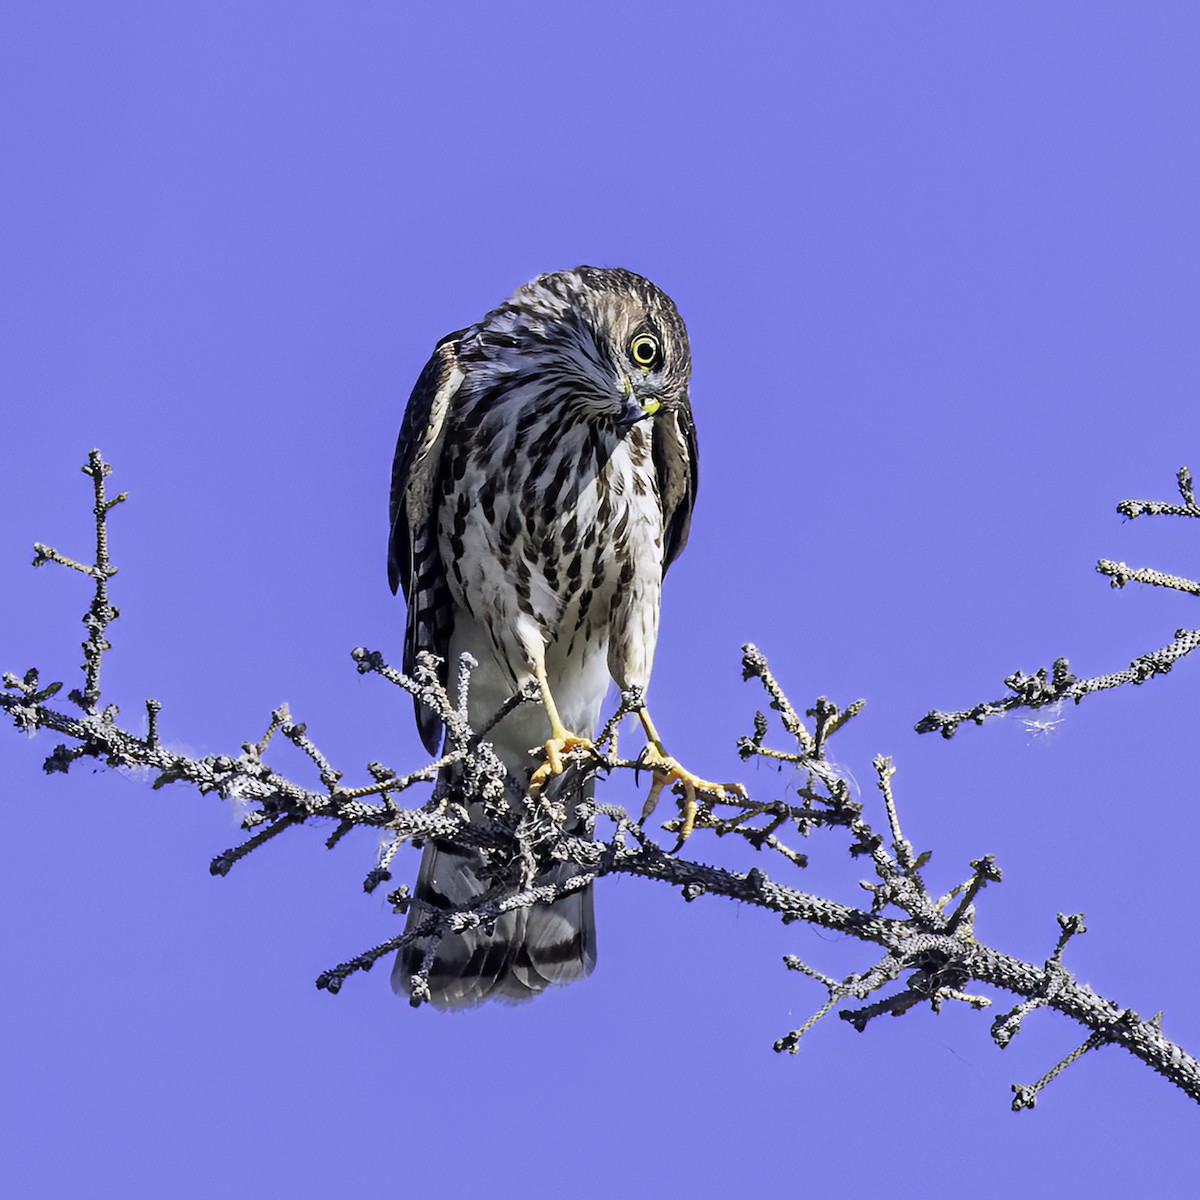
[3,3,1198,1196]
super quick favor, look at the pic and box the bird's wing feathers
[388,331,465,595]
[653,399,699,574]
[388,332,466,752]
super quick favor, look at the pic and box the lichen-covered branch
[1116,466,1200,521]
[5,452,1200,1111]
[916,465,1200,738]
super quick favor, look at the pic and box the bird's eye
[629,333,662,371]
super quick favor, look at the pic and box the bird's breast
[439,403,664,657]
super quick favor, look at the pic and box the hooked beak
[616,375,661,428]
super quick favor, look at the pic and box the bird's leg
[528,661,596,794]
[636,707,746,844]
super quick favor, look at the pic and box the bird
[387,265,733,1009]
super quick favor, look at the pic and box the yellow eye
[629,332,661,371]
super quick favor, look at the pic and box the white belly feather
[442,427,663,776]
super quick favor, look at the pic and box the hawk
[388,266,730,1008]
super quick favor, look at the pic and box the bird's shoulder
[653,399,699,573]
[388,330,467,595]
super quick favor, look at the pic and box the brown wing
[653,396,699,575]
[388,331,465,753]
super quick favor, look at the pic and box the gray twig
[917,465,1200,738]
[5,452,1200,1111]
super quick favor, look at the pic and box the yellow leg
[528,661,596,794]
[637,708,746,843]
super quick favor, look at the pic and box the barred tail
[392,768,596,1009]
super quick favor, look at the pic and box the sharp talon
[634,745,650,789]
[635,744,742,845]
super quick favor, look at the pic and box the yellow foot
[530,733,596,794]
[638,746,747,845]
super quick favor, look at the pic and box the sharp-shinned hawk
[388,266,728,1008]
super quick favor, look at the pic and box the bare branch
[1116,466,1200,520]
[5,452,1200,1110]
[918,465,1200,737]
[1098,560,1200,597]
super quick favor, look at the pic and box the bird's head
[469,266,692,430]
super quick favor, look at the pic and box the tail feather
[392,769,596,1010]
